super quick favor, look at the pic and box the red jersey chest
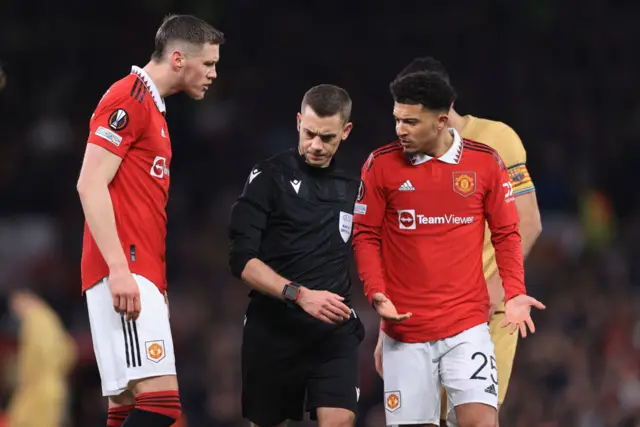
[132,106,172,189]
[384,157,488,231]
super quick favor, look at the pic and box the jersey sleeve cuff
[504,289,525,303]
[366,288,387,306]
[88,134,126,159]
[229,253,255,280]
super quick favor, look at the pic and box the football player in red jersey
[352,71,545,427]
[76,14,224,427]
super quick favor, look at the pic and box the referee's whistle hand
[297,288,352,325]
[109,268,141,321]
[372,293,412,322]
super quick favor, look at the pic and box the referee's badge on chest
[339,211,353,243]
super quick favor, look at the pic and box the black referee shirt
[228,148,360,306]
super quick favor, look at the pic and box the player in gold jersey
[391,57,542,426]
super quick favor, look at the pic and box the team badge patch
[339,211,353,243]
[384,390,401,412]
[453,171,476,197]
[145,340,166,363]
[108,108,129,131]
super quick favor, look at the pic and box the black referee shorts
[241,297,365,427]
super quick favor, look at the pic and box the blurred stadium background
[0,1,639,426]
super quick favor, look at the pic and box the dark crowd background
[0,1,639,426]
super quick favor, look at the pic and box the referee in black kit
[228,84,364,427]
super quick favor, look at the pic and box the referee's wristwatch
[282,282,302,304]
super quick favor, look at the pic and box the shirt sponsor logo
[150,156,170,179]
[503,181,515,203]
[398,209,474,229]
[354,203,367,215]
[95,126,123,146]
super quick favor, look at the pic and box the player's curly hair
[397,56,450,83]
[390,71,456,113]
[302,84,352,123]
[152,14,225,61]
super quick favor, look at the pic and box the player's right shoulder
[363,141,403,172]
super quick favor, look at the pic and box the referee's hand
[109,267,141,321]
[297,288,352,325]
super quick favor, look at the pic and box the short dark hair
[390,71,456,113]
[397,56,450,83]
[152,14,225,61]
[301,84,352,123]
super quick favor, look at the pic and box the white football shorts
[382,323,498,426]
[86,274,176,396]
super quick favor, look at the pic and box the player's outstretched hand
[372,293,412,322]
[297,288,352,325]
[502,294,546,338]
[109,268,141,321]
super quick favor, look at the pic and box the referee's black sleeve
[228,163,274,279]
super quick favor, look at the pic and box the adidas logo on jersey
[399,180,415,191]
[484,384,497,396]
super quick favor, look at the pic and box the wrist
[367,289,386,306]
[282,282,303,304]
[108,262,130,274]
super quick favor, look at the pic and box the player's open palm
[109,269,141,321]
[372,293,412,322]
[297,289,352,325]
[502,294,546,338]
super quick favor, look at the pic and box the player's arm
[511,168,541,258]
[78,92,146,319]
[486,152,546,336]
[353,155,411,322]
[483,155,526,302]
[352,156,388,303]
[77,146,127,270]
[496,127,542,258]
[228,165,350,323]
[486,128,541,301]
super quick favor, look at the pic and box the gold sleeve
[494,124,526,168]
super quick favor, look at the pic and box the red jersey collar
[409,128,463,166]
[130,66,166,114]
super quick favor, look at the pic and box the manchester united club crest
[384,390,401,412]
[452,171,476,197]
[145,340,166,363]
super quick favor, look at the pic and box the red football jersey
[81,66,172,294]
[353,129,525,343]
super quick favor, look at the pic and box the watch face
[284,284,299,300]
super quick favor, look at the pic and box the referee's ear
[342,121,353,140]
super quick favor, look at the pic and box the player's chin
[186,86,208,100]
[401,145,419,155]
